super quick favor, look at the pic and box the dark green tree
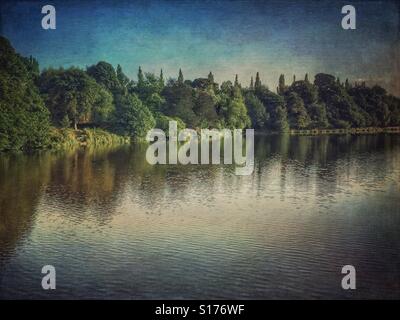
[234,74,239,87]
[159,69,165,89]
[116,64,130,90]
[178,69,184,85]
[278,74,286,95]
[285,92,311,129]
[194,91,218,127]
[348,85,393,127]
[162,81,197,126]
[254,72,262,91]
[114,93,155,139]
[245,92,269,128]
[0,37,51,151]
[315,73,367,128]
[137,66,145,87]
[86,61,122,94]
[39,68,114,129]
[208,72,214,84]
[226,88,251,129]
[255,86,288,132]
[345,78,350,90]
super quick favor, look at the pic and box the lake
[0,134,399,299]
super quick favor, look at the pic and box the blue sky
[1,0,399,95]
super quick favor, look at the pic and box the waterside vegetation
[1,36,399,153]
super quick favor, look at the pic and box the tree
[273,105,289,132]
[226,87,250,129]
[345,78,350,90]
[285,92,311,129]
[114,93,155,139]
[131,71,166,113]
[146,92,165,113]
[159,69,165,89]
[245,92,268,128]
[285,79,329,128]
[162,81,197,126]
[154,113,185,134]
[0,36,50,151]
[206,72,218,92]
[234,74,239,87]
[208,72,214,84]
[288,80,318,106]
[278,74,286,95]
[226,96,251,129]
[348,85,392,127]
[92,87,114,123]
[116,64,130,91]
[194,91,218,127]
[386,95,400,126]
[216,81,233,120]
[60,115,71,128]
[315,73,367,128]
[137,66,145,87]
[254,72,262,91]
[192,78,211,90]
[314,73,335,87]
[39,68,114,129]
[255,86,288,132]
[21,55,40,81]
[308,103,329,128]
[86,61,122,94]
[220,81,233,95]
[178,69,184,85]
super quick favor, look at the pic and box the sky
[1,0,399,95]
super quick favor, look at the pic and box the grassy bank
[48,128,130,150]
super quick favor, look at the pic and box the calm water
[0,134,399,299]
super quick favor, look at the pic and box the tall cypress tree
[250,76,254,90]
[159,69,164,88]
[278,74,285,94]
[137,66,144,86]
[305,73,309,83]
[178,68,184,85]
[234,74,239,87]
[207,71,214,84]
[345,78,350,89]
[254,72,261,91]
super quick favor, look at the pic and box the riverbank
[48,128,130,150]
[253,127,400,136]
[2,126,399,153]
[288,127,400,136]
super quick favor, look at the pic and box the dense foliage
[1,36,400,152]
[0,37,50,151]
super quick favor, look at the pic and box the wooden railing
[289,127,400,136]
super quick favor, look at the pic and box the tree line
[1,35,399,152]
